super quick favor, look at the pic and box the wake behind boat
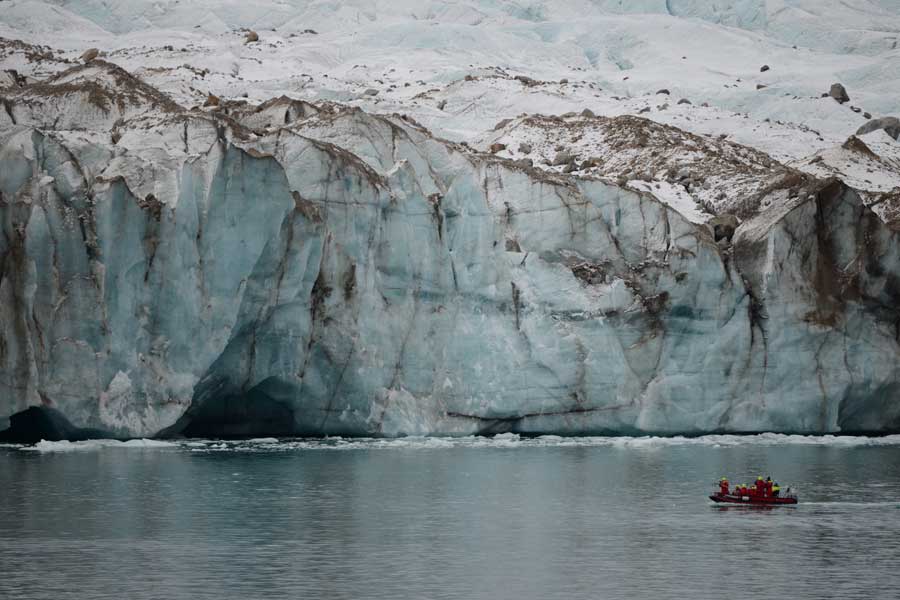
[710,476,798,506]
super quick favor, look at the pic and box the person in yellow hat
[719,477,730,495]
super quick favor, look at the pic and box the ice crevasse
[0,62,899,440]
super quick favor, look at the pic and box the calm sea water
[1,434,899,600]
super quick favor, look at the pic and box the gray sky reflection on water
[1,439,899,600]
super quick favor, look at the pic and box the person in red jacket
[765,477,774,496]
[719,477,730,495]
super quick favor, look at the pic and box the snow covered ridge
[1,53,899,441]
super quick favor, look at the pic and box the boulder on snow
[244,31,259,44]
[829,83,850,104]
[363,88,379,96]
[581,108,596,118]
[80,48,99,63]
[656,89,670,95]
[489,143,507,154]
[203,93,220,107]
[760,65,770,72]
[551,151,575,166]
[856,116,900,140]
[677,98,692,105]
[518,143,533,154]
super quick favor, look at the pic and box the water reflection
[1,443,899,600]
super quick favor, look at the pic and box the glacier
[1,56,899,441]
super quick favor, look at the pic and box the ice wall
[1,64,899,439]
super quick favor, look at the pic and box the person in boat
[772,483,781,497]
[766,477,774,496]
[755,476,766,497]
[719,477,730,495]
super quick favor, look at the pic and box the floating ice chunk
[21,439,177,452]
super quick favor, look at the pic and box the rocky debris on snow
[80,48,99,63]
[514,75,537,86]
[518,143,532,154]
[244,31,259,44]
[480,113,809,220]
[829,83,850,104]
[857,116,900,140]
[489,142,507,153]
[203,93,220,107]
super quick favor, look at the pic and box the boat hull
[709,493,798,505]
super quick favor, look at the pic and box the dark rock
[489,143,507,154]
[518,143,533,154]
[515,75,537,86]
[560,79,568,84]
[513,158,533,168]
[551,151,574,166]
[580,108,596,118]
[864,112,872,119]
[80,48,99,63]
[638,107,651,114]
[0,406,116,444]
[677,98,692,105]
[708,214,739,243]
[493,118,512,130]
[829,82,850,104]
[244,31,259,44]
[363,88,379,96]
[437,99,447,110]
[856,116,900,140]
[656,89,670,95]
[850,106,861,113]
[756,84,767,90]
[760,65,770,72]
[204,93,220,107]
[563,162,580,174]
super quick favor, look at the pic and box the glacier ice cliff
[1,61,899,439]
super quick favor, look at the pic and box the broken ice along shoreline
[6,432,900,454]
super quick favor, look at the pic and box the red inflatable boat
[709,492,798,505]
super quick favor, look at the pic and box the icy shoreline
[8,432,900,454]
